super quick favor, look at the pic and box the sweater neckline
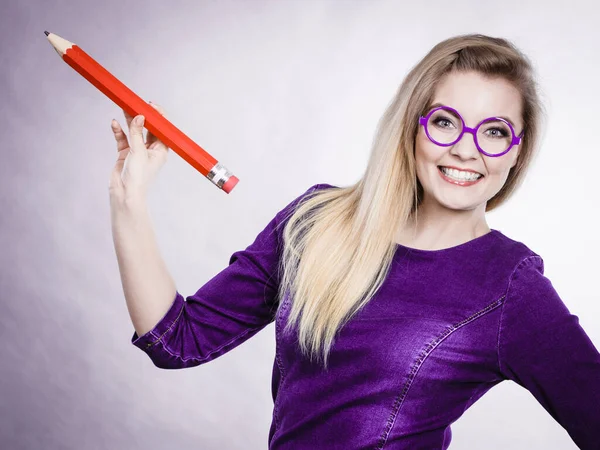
[395,228,499,255]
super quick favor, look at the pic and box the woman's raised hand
[109,102,170,201]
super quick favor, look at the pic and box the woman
[109,34,600,449]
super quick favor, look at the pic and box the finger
[149,101,166,116]
[111,119,129,152]
[128,115,146,151]
[122,109,134,129]
[146,102,167,147]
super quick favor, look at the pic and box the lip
[437,166,484,186]
[438,165,483,176]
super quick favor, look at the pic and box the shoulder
[492,229,542,259]
[501,253,571,334]
[491,231,551,301]
[490,229,545,275]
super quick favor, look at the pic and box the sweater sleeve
[130,183,333,369]
[498,255,600,449]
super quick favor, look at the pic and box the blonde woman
[109,34,600,449]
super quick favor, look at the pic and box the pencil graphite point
[44,31,50,36]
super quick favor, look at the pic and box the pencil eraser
[222,175,239,193]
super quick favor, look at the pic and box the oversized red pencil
[45,31,239,194]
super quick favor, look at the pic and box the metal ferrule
[206,162,233,189]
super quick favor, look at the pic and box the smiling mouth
[437,166,484,185]
[437,166,484,178]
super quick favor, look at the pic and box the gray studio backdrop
[1,0,599,449]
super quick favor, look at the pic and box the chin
[428,186,488,211]
[440,200,483,211]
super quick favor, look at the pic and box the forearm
[109,195,178,338]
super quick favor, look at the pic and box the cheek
[415,132,442,164]
[414,140,446,186]
[485,158,515,178]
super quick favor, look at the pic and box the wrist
[109,191,148,213]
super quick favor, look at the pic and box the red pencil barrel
[54,40,238,192]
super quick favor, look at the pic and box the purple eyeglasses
[419,105,524,157]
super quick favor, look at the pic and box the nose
[450,128,480,158]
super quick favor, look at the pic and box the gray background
[1,0,599,449]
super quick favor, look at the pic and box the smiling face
[414,70,523,213]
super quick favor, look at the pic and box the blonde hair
[276,33,546,369]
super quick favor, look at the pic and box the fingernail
[136,115,145,125]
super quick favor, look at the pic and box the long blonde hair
[276,34,545,369]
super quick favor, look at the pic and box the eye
[484,127,509,138]
[432,115,457,129]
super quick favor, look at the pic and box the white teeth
[440,166,482,181]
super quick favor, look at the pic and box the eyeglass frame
[418,105,524,157]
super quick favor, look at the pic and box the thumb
[129,115,146,152]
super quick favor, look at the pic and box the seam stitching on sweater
[147,300,185,347]
[158,323,264,363]
[146,300,264,364]
[376,295,504,449]
[497,255,542,375]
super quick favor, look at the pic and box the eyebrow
[427,102,518,128]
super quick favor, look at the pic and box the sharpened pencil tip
[44,31,50,36]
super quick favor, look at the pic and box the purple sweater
[131,183,600,449]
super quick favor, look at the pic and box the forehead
[432,70,522,125]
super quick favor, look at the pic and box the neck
[395,202,490,251]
